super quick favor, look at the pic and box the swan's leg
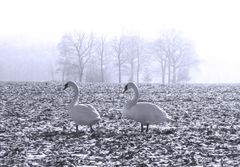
[146,124,149,132]
[90,125,94,132]
[76,125,78,132]
[141,124,144,132]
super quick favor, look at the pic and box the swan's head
[123,82,137,93]
[63,81,77,90]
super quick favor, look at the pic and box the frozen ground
[0,82,239,166]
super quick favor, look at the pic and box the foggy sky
[0,0,240,83]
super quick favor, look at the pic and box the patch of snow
[26,153,46,160]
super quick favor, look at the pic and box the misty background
[0,0,240,83]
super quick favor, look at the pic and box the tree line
[57,30,199,84]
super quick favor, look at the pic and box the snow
[26,153,47,160]
[0,82,239,166]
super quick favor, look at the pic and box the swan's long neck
[126,84,139,109]
[69,83,79,108]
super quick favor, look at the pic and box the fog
[0,0,240,83]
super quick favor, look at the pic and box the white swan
[122,82,174,132]
[63,81,101,132]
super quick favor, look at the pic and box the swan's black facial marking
[63,83,68,90]
[123,84,128,93]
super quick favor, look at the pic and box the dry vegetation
[0,82,239,166]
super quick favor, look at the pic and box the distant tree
[168,31,198,83]
[151,38,168,84]
[125,37,135,82]
[0,63,3,80]
[57,35,75,82]
[111,35,128,83]
[57,32,94,82]
[136,39,145,84]
[56,58,78,82]
[0,42,9,80]
[85,58,102,82]
[125,35,144,84]
[143,67,152,83]
[0,44,3,79]
[177,67,191,83]
[152,30,199,84]
[85,36,113,83]
[95,36,108,82]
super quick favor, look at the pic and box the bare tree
[136,40,145,84]
[177,67,190,83]
[151,38,168,84]
[57,34,75,82]
[125,37,136,82]
[152,30,198,84]
[124,35,144,84]
[0,43,4,79]
[95,36,108,82]
[143,67,152,83]
[112,35,127,83]
[85,35,113,83]
[168,32,198,83]
[56,58,78,82]
[57,32,94,82]
[85,58,102,82]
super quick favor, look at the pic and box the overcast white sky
[0,0,240,83]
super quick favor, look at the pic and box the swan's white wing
[85,104,99,113]
[69,104,101,125]
[85,104,101,119]
[126,102,169,124]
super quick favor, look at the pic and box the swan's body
[122,102,173,124]
[122,82,174,132]
[64,81,101,132]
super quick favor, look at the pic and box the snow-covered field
[0,82,239,166]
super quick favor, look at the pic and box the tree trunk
[118,54,122,83]
[129,58,134,81]
[161,68,165,84]
[79,73,82,82]
[137,54,140,84]
[160,58,166,84]
[118,64,121,83]
[168,63,171,84]
[172,65,176,84]
[100,54,104,82]
[79,67,84,83]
